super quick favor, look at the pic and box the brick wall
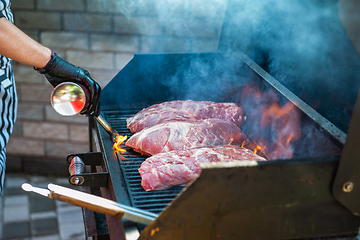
[5,0,226,175]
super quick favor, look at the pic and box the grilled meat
[125,119,247,156]
[138,145,266,191]
[126,100,243,133]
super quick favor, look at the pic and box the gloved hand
[34,51,101,116]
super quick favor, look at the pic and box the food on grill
[126,100,243,133]
[139,145,267,191]
[125,119,247,156]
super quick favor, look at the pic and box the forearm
[0,17,51,68]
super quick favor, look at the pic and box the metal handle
[93,114,118,141]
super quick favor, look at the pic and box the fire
[254,144,266,155]
[113,134,127,153]
[150,228,160,237]
[240,83,301,160]
[254,145,261,154]
[260,101,301,159]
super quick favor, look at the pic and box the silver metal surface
[93,114,119,142]
[23,182,158,226]
[69,156,85,185]
[51,82,119,141]
[50,82,89,116]
[21,183,50,197]
[125,226,140,240]
[47,183,158,225]
[342,182,354,193]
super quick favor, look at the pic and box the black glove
[34,51,101,116]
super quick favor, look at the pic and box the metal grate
[104,109,183,214]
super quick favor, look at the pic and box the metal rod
[93,114,118,142]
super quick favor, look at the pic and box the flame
[150,228,160,237]
[260,101,301,159]
[254,144,266,155]
[254,145,261,154]
[113,134,127,153]
[240,83,301,160]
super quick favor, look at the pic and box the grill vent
[105,109,183,214]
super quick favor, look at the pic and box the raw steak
[126,100,243,133]
[139,145,267,191]
[126,119,247,156]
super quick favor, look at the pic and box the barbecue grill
[66,1,360,239]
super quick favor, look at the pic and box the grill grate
[104,109,183,214]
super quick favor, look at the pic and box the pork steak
[125,119,247,156]
[126,100,243,133]
[139,145,267,191]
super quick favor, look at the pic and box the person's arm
[0,17,101,116]
[0,17,51,68]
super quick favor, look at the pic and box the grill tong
[21,183,158,225]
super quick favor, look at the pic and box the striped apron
[0,0,18,194]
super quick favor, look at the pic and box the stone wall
[5,0,226,175]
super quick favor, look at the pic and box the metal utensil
[21,183,158,225]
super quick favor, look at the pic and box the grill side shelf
[105,109,183,215]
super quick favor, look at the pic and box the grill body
[83,51,360,239]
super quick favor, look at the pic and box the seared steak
[126,100,243,133]
[125,119,247,156]
[138,145,266,191]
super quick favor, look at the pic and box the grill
[106,109,184,214]
[69,1,360,239]
[79,51,360,240]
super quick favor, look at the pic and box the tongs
[22,183,158,225]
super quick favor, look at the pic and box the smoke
[103,0,360,159]
[218,0,360,132]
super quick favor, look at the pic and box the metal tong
[21,183,158,225]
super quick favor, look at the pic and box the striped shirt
[0,0,18,194]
